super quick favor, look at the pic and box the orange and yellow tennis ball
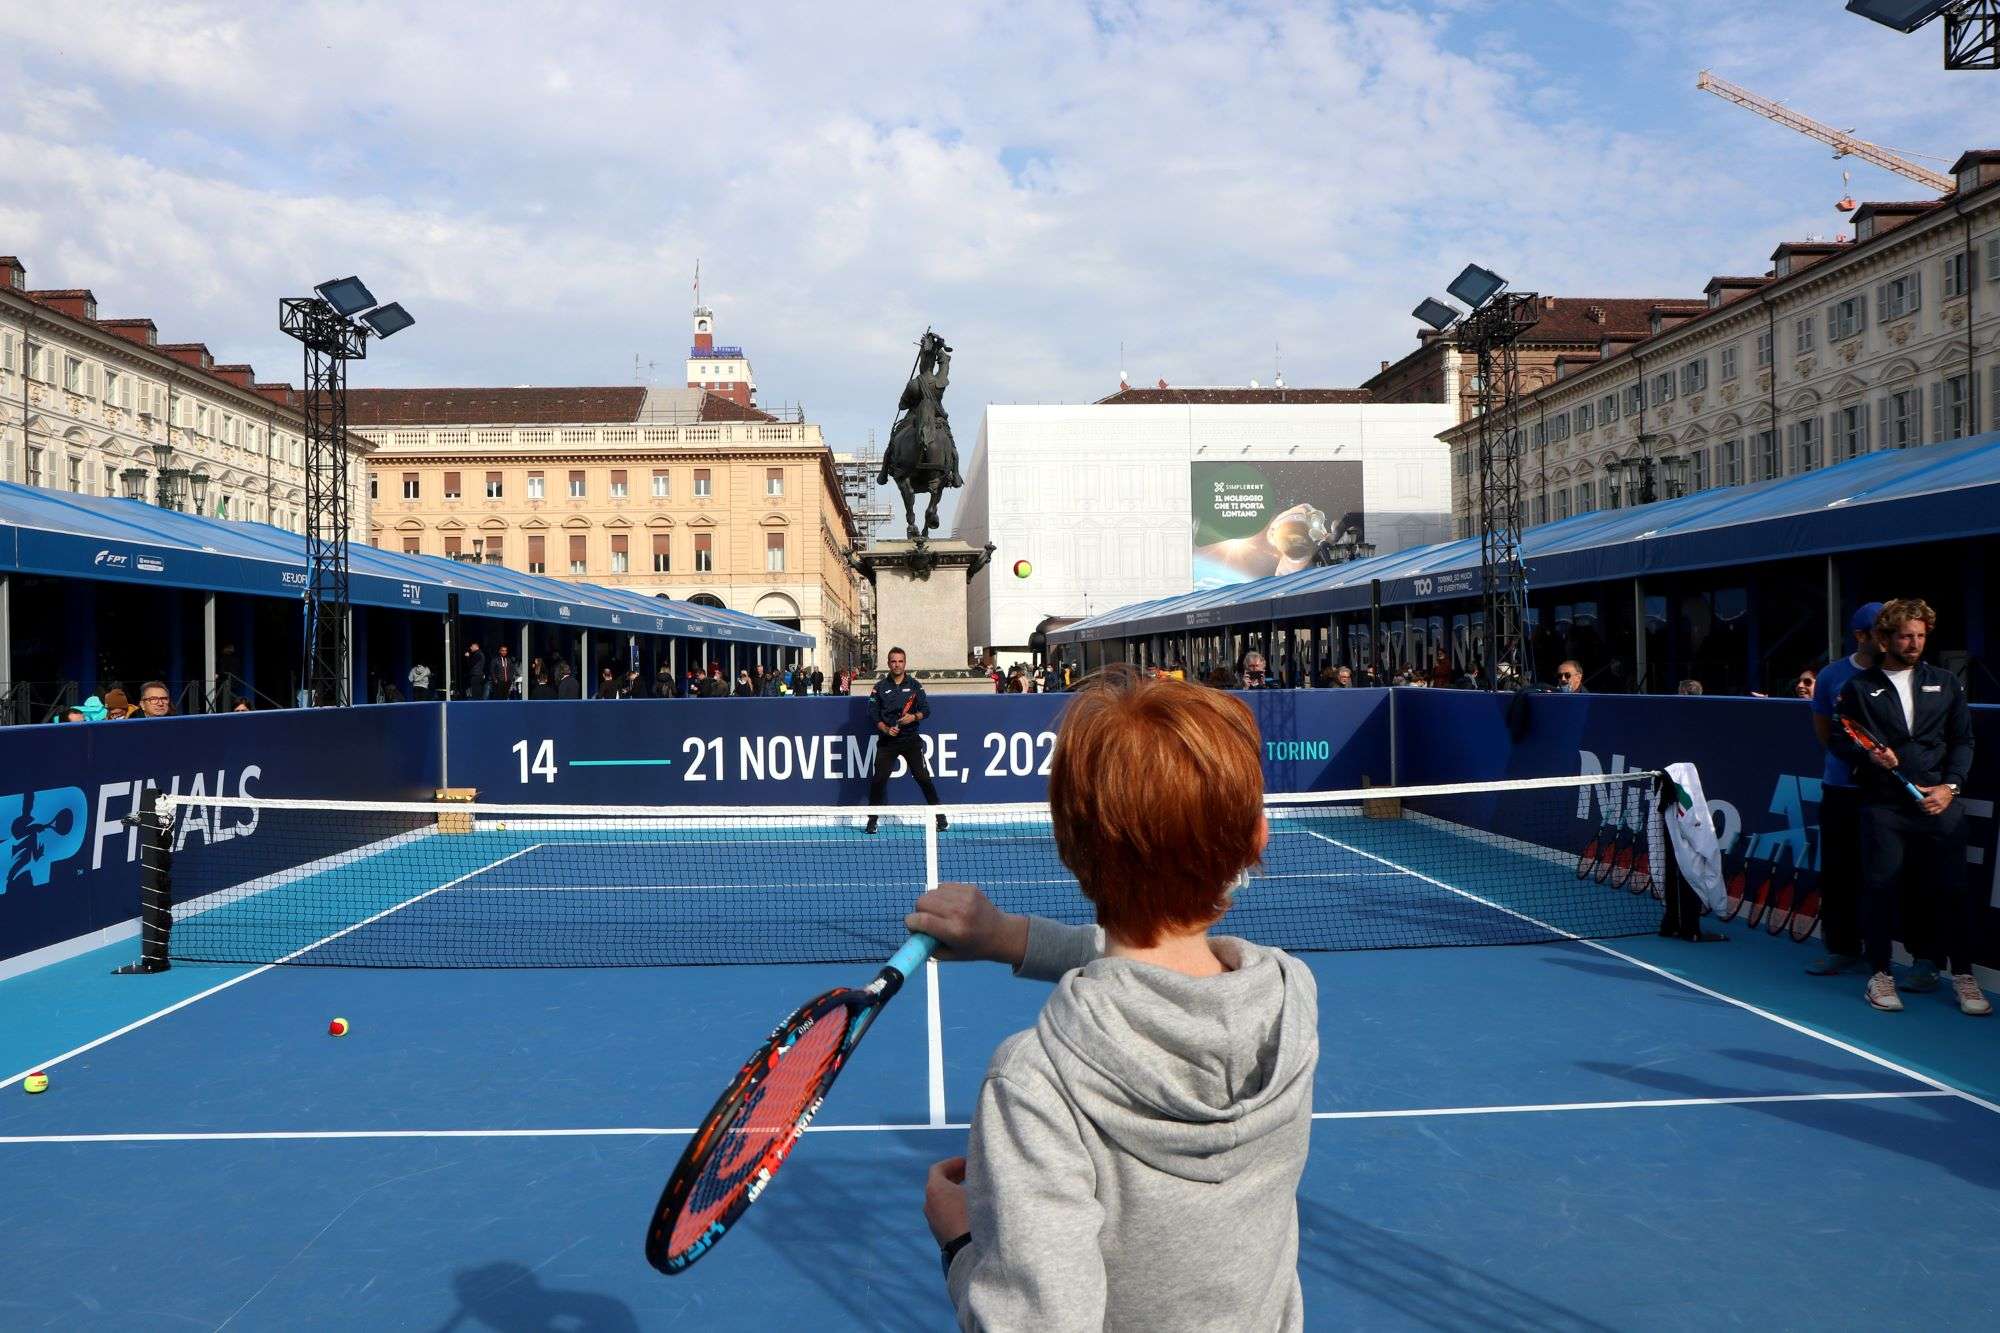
[23,1071,49,1094]
[1013,559,1032,579]
[328,1017,350,1037]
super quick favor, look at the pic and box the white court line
[0,845,545,1093]
[0,1089,1955,1146]
[926,959,947,1127]
[1309,830,2000,1119]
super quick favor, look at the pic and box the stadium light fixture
[1446,264,1506,310]
[361,301,415,339]
[1845,0,1956,32]
[314,276,377,318]
[1412,298,1460,331]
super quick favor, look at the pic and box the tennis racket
[1576,823,1615,881]
[1763,844,1798,938]
[1717,846,1749,922]
[645,932,938,1274]
[1742,856,1775,930]
[1837,716,1927,804]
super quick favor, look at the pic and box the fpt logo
[2,787,89,892]
[93,549,131,569]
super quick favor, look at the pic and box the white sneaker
[1866,972,1903,1012]
[1952,974,1992,1017]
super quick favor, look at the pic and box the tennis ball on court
[497,822,508,831]
[328,1017,350,1037]
[1013,559,1032,579]
[23,1072,48,1094]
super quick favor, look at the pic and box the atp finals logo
[2,787,89,892]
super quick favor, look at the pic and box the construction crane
[1695,70,1954,194]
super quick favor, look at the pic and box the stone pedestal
[855,540,995,693]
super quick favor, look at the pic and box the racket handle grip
[886,933,939,982]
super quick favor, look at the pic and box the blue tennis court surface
[4,830,1999,1327]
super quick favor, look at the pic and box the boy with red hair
[910,666,1319,1329]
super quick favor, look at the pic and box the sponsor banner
[446,691,1393,806]
[0,707,441,966]
[1392,689,2000,964]
[1191,460,1365,590]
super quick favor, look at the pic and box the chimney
[1380,360,1390,372]
[99,318,159,347]
[0,256,23,291]
[1586,304,1606,324]
[1541,295,1557,311]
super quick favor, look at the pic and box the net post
[113,786,173,975]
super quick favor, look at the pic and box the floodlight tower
[280,277,413,707]
[1413,265,1542,686]
[1847,1,2000,70]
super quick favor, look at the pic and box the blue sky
[1,1,1990,464]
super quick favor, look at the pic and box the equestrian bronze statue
[879,329,963,541]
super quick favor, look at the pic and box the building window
[443,471,461,500]
[652,533,671,572]
[1649,371,1675,406]
[1554,489,1571,520]
[1756,330,1773,368]
[766,467,784,497]
[1718,438,1742,486]
[1598,392,1618,423]
[1533,494,1548,525]
[445,535,462,558]
[1753,429,1779,481]
[528,534,546,573]
[64,355,90,395]
[1934,372,1978,441]
[1719,345,1739,382]
[1787,418,1821,474]
[1574,403,1593,433]
[694,531,713,571]
[488,535,504,567]
[1827,295,1867,343]
[1943,252,1970,300]
[402,536,420,554]
[528,471,545,499]
[1835,403,1870,461]
[766,531,785,571]
[1985,235,2000,284]
[1623,383,1644,415]
[66,456,82,491]
[368,474,379,500]
[1793,317,1815,357]
[1876,270,1922,322]
[1550,415,1570,443]
[1885,389,1922,448]
[1691,448,1710,492]
[1574,481,1593,513]
[485,471,503,499]
[652,469,669,498]
[104,366,123,404]
[1680,358,1708,394]
[568,470,586,499]
[694,468,712,497]
[569,534,587,573]
[402,472,420,500]
[611,533,629,573]
[610,469,628,498]
[1530,421,1545,448]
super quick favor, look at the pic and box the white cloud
[0,0,1985,471]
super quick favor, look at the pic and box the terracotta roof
[1095,387,1370,406]
[346,385,775,426]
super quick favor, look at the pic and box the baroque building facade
[1442,149,2000,537]
[0,255,366,536]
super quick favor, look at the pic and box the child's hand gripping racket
[1838,715,1927,804]
[645,932,938,1274]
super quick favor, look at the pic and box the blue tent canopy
[0,481,809,648]
[1055,430,2000,644]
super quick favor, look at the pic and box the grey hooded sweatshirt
[946,919,1319,1330]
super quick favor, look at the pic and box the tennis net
[142,773,1667,968]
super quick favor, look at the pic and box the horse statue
[879,329,963,541]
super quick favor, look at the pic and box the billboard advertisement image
[1191,459,1365,589]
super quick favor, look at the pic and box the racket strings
[668,1009,850,1255]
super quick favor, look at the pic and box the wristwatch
[1947,782,1961,795]
[940,1232,973,1278]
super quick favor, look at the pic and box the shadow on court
[436,1262,638,1332]
[1296,1198,1615,1332]
[1574,1054,2000,1193]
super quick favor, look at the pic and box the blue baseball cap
[1849,601,1884,635]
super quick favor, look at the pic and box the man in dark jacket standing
[553,659,582,700]
[1829,599,1984,1016]
[462,641,487,700]
[489,644,516,700]
[865,647,945,834]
